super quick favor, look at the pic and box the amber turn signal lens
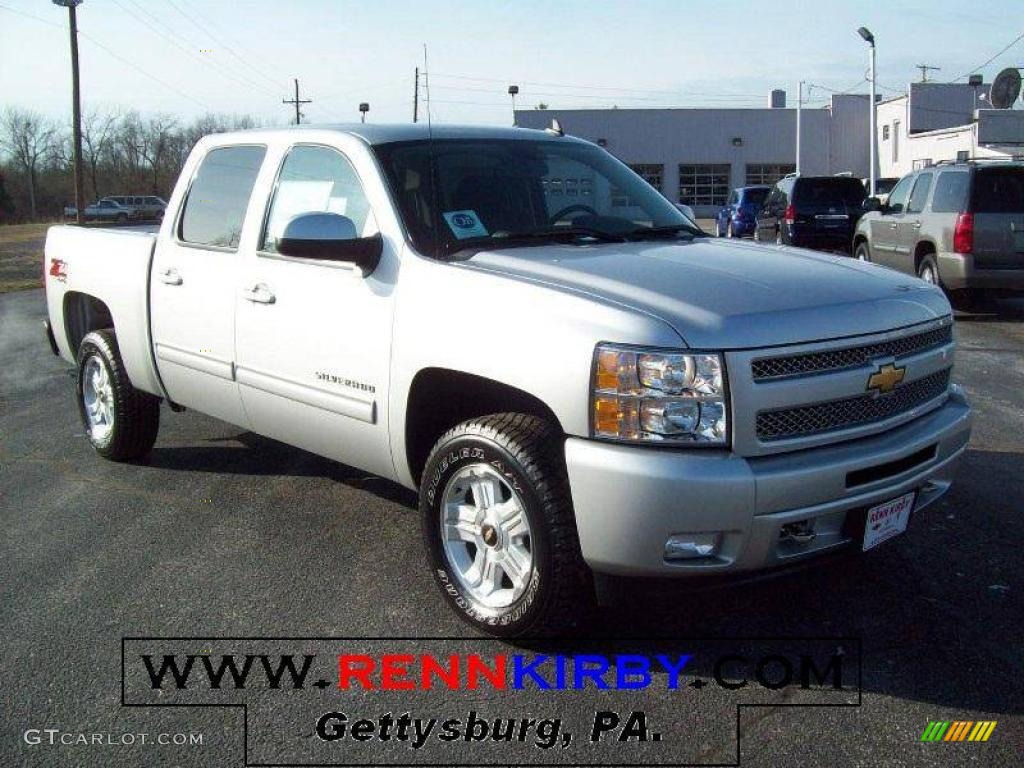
[593,396,623,435]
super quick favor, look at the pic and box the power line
[949,29,1024,81]
[430,72,765,99]
[163,0,283,93]
[0,1,212,110]
[109,0,278,97]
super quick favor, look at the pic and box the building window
[678,164,731,207]
[744,163,796,186]
[629,163,664,192]
[882,125,890,141]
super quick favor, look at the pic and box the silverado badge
[867,363,906,395]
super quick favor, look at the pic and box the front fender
[388,251,683,487]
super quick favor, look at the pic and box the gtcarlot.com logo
[920,720,997,742]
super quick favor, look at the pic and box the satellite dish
[989,68,1021,109]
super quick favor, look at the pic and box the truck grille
[751,325,953,381]
[756,368,951,441]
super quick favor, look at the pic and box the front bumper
[565,387,971,577]
[937,252,1024,292]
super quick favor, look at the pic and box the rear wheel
[116,213,128,224]
[855,242,871,262]
[917,254,940,286]
[776,228,784,245]
[726,222,735,238]
[715,220,724,237]
[420,413,591,637]
[77,330,160,461]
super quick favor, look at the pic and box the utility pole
[413,67,419,123]
[916,64,941,83]
[282,78,311,125]
[795,80,803,176]
[54,0,85,225]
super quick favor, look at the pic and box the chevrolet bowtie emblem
[867,363,906,394]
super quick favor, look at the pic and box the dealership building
[515,83,1022,218]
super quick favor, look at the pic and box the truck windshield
[373,138,700,258]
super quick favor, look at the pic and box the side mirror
[863,197,882,213]
[277,212,382,275]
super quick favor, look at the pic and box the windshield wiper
[446,226,627,257]
[626,223,704,240]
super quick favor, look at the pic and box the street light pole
[508,85,519,126]
[858,26,877,197]
[54,0,85,225]
[796,80,803,176]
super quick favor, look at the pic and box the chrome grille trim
[756,368,952,441]
[751,325,953,381]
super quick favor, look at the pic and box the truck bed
[44,224,165,398]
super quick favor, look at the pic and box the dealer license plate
[862,491,915,551]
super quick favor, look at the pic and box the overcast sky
[1,0,1021,127]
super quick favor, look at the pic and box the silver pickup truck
[43,124,972,636]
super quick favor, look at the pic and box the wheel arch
[404,367,565,487]
[63,291,114,354]
[914,239,938,273]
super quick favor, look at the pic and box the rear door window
[906,173,933,214]
[930,172,969,213]
[179,145,267,249]
[971,168,1024,213]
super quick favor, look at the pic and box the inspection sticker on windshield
[863,491,915,551]
[443,209,488,239]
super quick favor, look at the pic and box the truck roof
[215,123,583,146]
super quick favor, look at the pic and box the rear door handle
[242,283,276,304]
[158,267,182,285]
[911,221,922,229]
[888,222,898,230]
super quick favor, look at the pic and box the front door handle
[911,221,922,230]
[158,267,182,285]
[888,222,898,230]
[242,283,276,304]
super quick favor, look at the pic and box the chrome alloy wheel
[440,463,534,610]
[82,355,115,441]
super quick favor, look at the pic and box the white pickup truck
[44,124,972,636]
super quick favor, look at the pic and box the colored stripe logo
[921,721,996,742]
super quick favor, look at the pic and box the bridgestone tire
[420,413,592,637]
[77,329,160,461]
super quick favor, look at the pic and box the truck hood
[461,238,951,349]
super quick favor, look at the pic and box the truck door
[233,142,399,480]
[869,174,913,270]
[150,144,266,426]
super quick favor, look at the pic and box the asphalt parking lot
[2,277,1022,766]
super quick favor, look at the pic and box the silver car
[854,161,1024,296]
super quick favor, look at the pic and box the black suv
[755,175,867,253]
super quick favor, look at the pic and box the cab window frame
[256,142,379,266]
[173,142,268,254]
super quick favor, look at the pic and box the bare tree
[81,108,119,199]
[0,108,57,220]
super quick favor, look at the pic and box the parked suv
[853,161,1024,296]
[755,175,867,252]
[716,185,770,238]
[105,195,168,221]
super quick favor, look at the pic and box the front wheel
[77,330,160,461]
[419,413,591,637]
[775,228,784,245]
[855,242,871,262]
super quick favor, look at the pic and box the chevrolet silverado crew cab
[43,125,972,637]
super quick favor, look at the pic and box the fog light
[664,533,720,561]
[780,520,816,544]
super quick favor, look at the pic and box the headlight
[591,344,728,445]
